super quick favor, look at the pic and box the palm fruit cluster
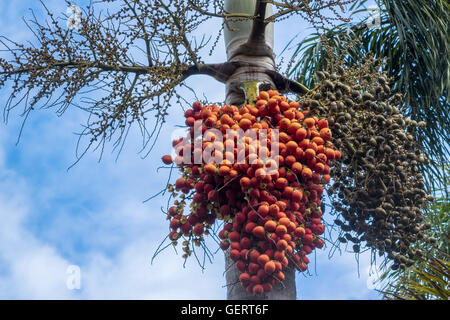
[304,67,434,270]
[162,90,340,294]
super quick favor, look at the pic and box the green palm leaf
[382,252,450,300]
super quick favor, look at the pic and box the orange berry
[256,99,267,107]
[275,177,288,189]
[287,122,301,134]
[312,136,324,145]
[275,225,287,236]
[269,204,280,216]
[248,262,260,274]
[257,254,270,266]
[305,148,316,160]
[233,113,242,122]
[283,186,293,198]
[275,271,285,281]
[245,222,257,234]
[277,212,287,220]
[264,261,276,274]
[255,167,266,179]
[185,117,195,127]
[283,109,295,120]
[219,165,230,176]
[259,91,270,100]
[294,147,304,160]
[283,155,295,167]
[304,117,316,128]
[240,273,251,284]
[231,242,241,250]
[279,132,290,143]
[302,167,313,180]
[258,205,270,217]
[239,106,249,115]
[252,226,266,239]
[292,189,303,202]
[279,118,291,130]
[326,148,335,160]
[276,239,288,251]
[315,162,325,173]
[247,105,259,116]
[204,163,217,175]
[289,101,300,109]
[249,250,260,263]
[295,128,307,141]
[268,89,279,97]
[274,250,285,261]
[229,231,240,242]
[280,101,290,112]
[320,127,332,140]
[318,119,328,129]
[268,98,278,108]
[276,200,287,211]
[286,226,295,238]
[229,169,238,178]
[239,118,252,130]
[193,223,204,235]
[205,115,217,127]
[274,261,282,273]
[291,162,303,174]
[230,249,241,261]
[264,220,277,232]
[253,284,264,295]
[162,155,173,165]
[240,176,251,189]
[278,217,291,227]
[286,141,298,153]
[285,245,293,256]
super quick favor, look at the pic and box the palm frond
[382,251,450,300]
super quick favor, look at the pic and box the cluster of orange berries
[162,90,340,295]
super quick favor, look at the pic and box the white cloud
[0,134,226,299]
[0,166,73,299]
[0,169,227,299]
[80,240,225,300]
[0,189,226,299]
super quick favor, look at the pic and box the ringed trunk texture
[223,0,297,300]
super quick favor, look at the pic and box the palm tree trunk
[223,0,297,300]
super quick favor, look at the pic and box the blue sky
[0,0,382,299]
